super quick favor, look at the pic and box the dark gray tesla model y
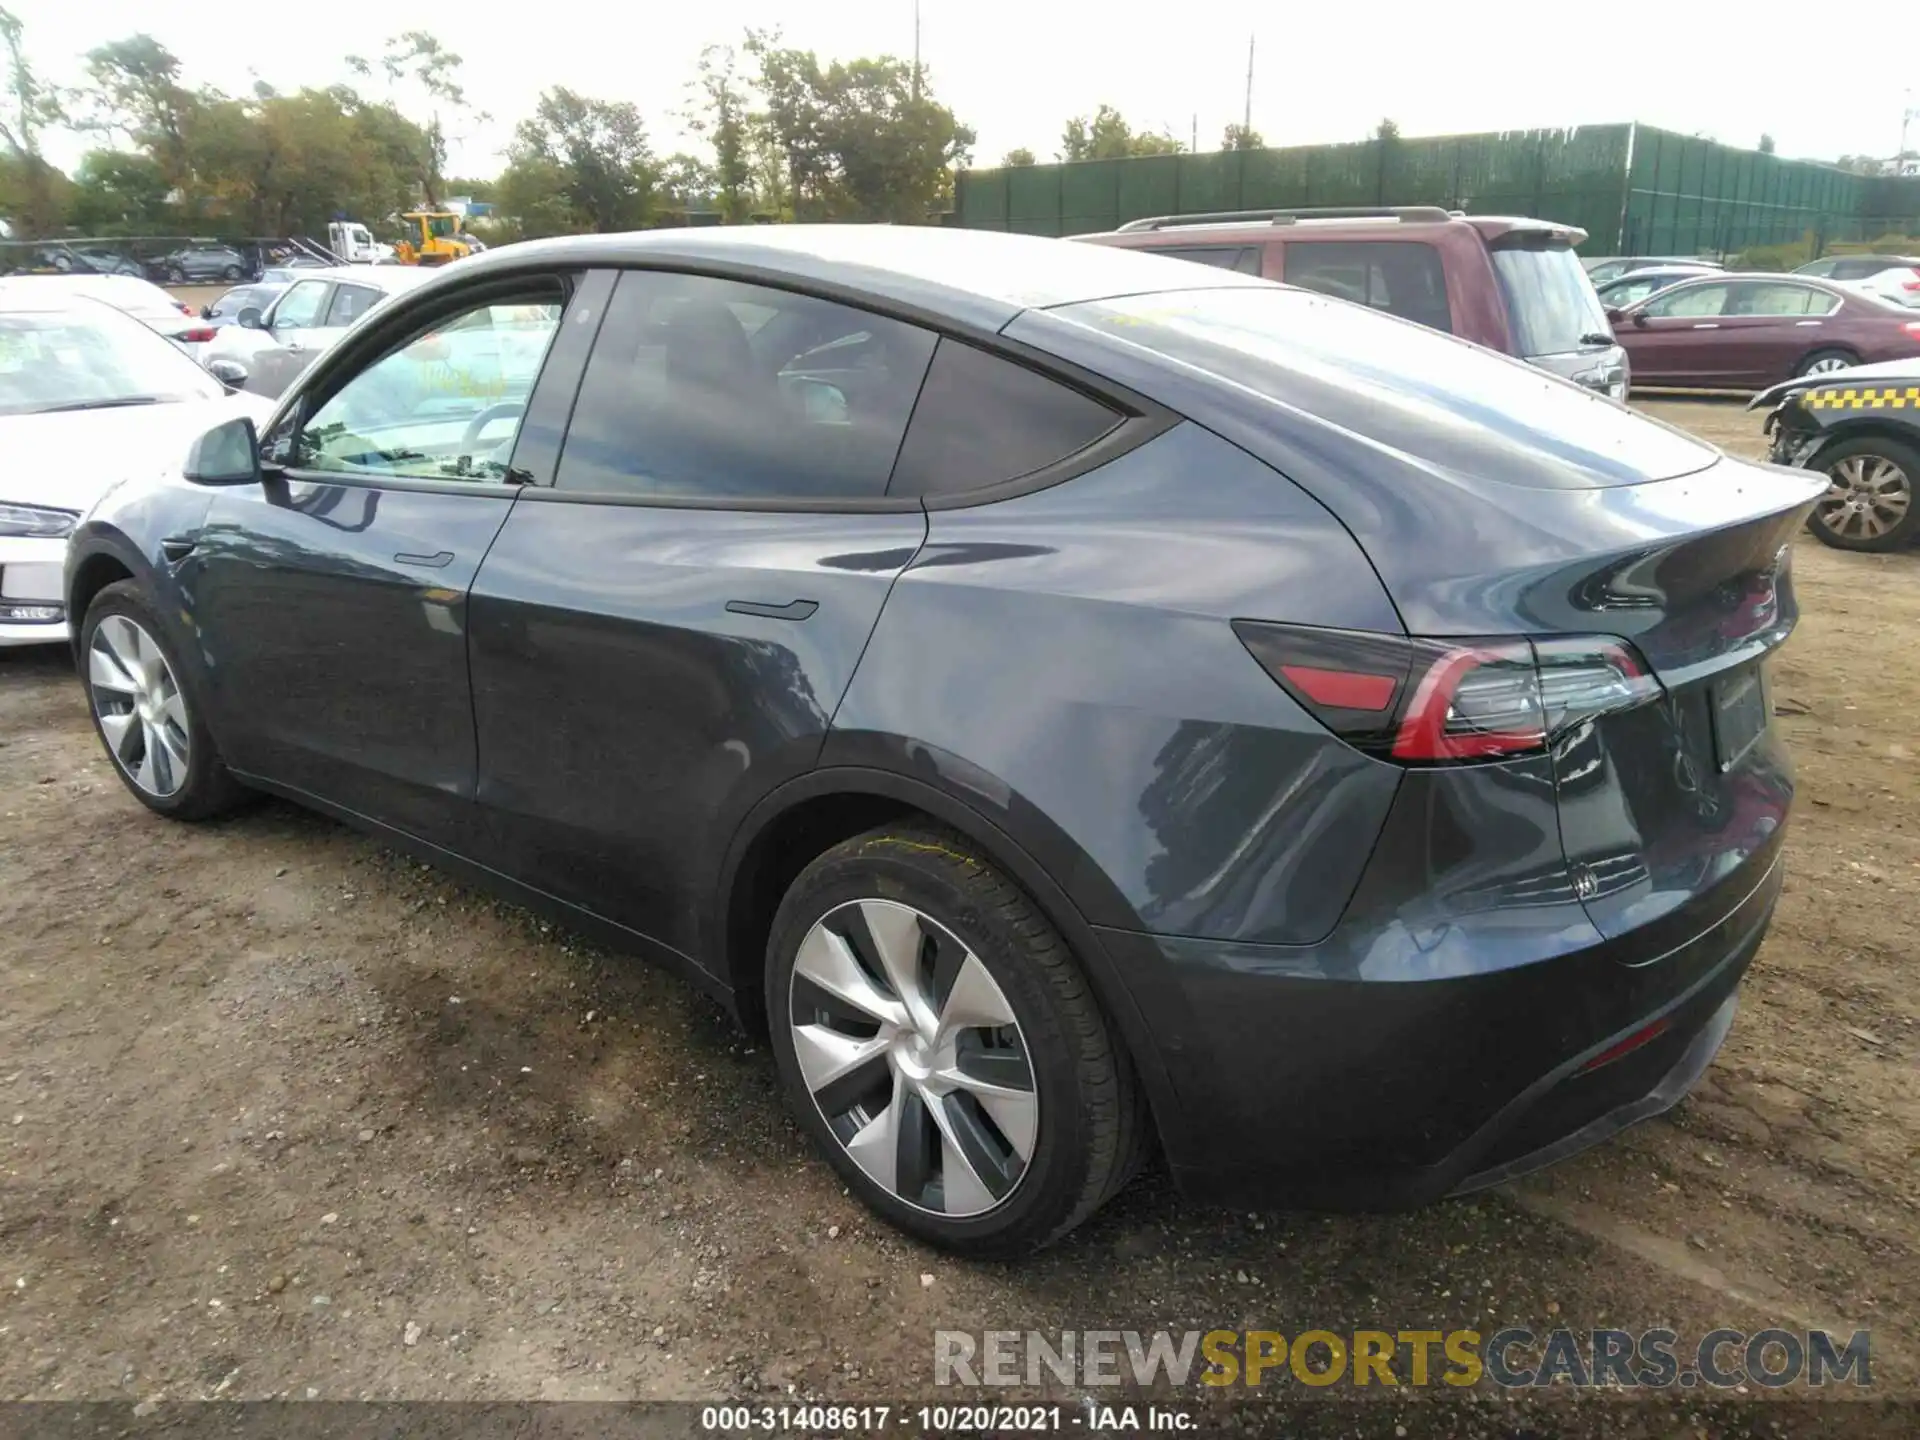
[65,227,1821,1256]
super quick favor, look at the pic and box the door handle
[725,598,818,622]
[160,536,196,563]
[394,550,455,569]
[1795,320,1821,327]
[1690,323,1720,329]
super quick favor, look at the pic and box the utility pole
[1191,114,1197,152]
[1243,34,1255,137]
[912,0,922,101]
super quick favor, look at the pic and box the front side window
[1643,282,1732,318]
[1284,241,1452,334]
[325,284,382,328]
[556,270,938,502]
[1602,275,1671,309]
[292,293,564,483]
[272,281,330,330]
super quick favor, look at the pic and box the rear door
[1719,280,1842,383]
[466,268,936,962]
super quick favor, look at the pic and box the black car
[151,243,249,283]
[65,228,1821,1255]
[1754,359,1920,551]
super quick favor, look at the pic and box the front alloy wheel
[89,614,191,798]
[1807,437,1920,552]
[81,580,249,820]
[789,899,1038,1217]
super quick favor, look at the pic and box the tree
[505,87,658,234]
[0,6,67,237]
[1374,118,1401,143]
[1221,123,1264,152]
[659,152,717,212]
[1758,133,1776,155]
[65,149,169,231]
[688,44,753,221]
[746,31,974,222]
[345,31,474,206]
[78,35,195,189]
[1001,146,1036,167]
[1059,105,1183,161]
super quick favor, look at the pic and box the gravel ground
[1,399,1914,1435]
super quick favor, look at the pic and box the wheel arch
[64,534,147,662]
[715,763,1180,1148]
[1808,418,1920,458]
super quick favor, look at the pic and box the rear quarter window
[1281,241,1451,334]
[888,340,1122,500]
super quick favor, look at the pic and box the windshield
[0,308,222,416]
[426,216,457,239]
[1491,244,1614,358]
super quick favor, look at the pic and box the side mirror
[237,307,265,330]
[200,304,213,320]
[183,416,263,486]
[1603,306,1623,324]
[206,358,249,393]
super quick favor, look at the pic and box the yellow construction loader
[392,211,481,266]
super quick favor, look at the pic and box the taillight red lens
[1233,622,1662,766]
[180,327,216,343]
[1904,321,1920,339]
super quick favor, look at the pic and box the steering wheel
[461,400,526,451]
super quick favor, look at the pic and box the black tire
[165,265,186,284]
[1794,347,1858,379]
[765,823,1146,1257]
[80,581,250,820]
[1805,435,1920,552]
[221,264,242,280]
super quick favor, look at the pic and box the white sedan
[0,273,217,361]
[0,297,272,647]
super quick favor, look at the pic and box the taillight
[1904,321,1920,339]
[179,327,216,343]
[1902,268,1920,292]
[1232,622,1662,766]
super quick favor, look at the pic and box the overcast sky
[15,0,1918,177]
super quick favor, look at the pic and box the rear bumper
[1093,839,1781,1211]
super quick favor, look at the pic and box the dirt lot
[2,400,1915,1430]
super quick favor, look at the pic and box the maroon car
[1609,273,1920,388]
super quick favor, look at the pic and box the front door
[467,267,939,963]
[249,278,334,398]
[185,284,567,848]
[1621,280,1736,384]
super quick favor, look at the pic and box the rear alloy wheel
[1807,436,1920,552]
[165,265,186,284]
[766,824,1145,1256]
[1795,348,1858,378]
[82,581,249,819]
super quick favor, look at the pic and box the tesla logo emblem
[1572,866,1599,901]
